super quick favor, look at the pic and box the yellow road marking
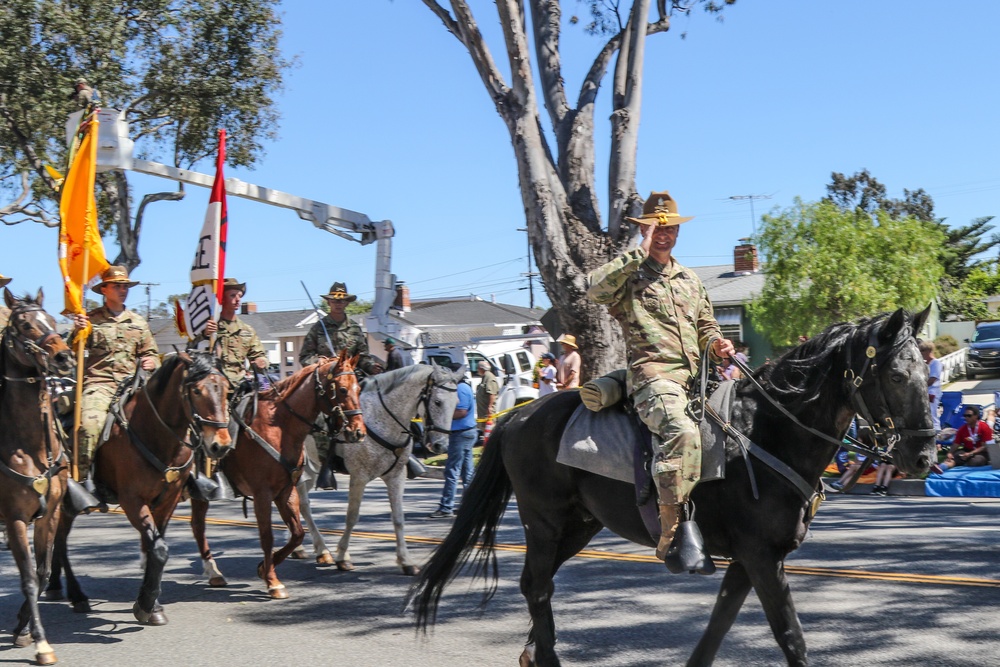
[106,508,1000,588]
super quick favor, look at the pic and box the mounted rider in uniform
[587,191,734,568]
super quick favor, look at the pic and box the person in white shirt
[919,341,942,431]
[537,353,557,397]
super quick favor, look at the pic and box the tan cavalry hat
[557,334,579,349]
[625,191,694,226]
[322,281,357,303]
[92,265,139,293]
[222,277,246,295]
[0,274,10,288]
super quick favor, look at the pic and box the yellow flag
[58,115,109,319]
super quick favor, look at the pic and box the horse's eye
[339,387,347,395]
[435,399,443,407]
[891,374,904,383]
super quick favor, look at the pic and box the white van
[422,338,540,416]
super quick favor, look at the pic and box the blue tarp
[924,466,1000,498]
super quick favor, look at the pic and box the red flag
[186,129,227,337]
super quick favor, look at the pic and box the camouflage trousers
[631,378,701,506]
[77,382,117,478]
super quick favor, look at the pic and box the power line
[727,194,773,237]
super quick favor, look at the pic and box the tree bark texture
[423,1,673,379]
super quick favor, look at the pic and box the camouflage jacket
[213,316,267,386]
[82,306,160,385]
[0,306,9,331]
[299,314,368,366]
[587,248,722,393]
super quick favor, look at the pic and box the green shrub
[934,334,959,357]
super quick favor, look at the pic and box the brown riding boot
[655,503,682,561]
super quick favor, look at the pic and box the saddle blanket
[556,380,736,485]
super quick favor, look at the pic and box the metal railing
[939,347,967,384]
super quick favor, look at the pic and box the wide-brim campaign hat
[0,274,10,288]
[625,191,694,226]
[92,265,139,293]
[222,277,247,295]
[557,334,579,349]
[322,281,357,303]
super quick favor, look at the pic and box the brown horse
[0,289,75,665]
[46,350,232,626]
[191,349,365,599]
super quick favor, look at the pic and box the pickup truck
[421,341,540,415]
[965,321,1000,379]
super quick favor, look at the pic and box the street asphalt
[2,476,1000,666]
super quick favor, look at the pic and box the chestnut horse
[412,309,937,666]
[46,351,232,626]
[190,350,365,599]
[0,289,75,665]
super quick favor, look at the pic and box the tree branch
[495,0,533,106]
[528,0,569,131]
[426,1,510,110]
[0,95,59,194]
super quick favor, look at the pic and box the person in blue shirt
[430,364,478,518]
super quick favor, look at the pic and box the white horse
[293,363,463,575]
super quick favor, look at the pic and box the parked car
[965,321,1000,379]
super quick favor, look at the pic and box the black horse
[411,308,936,666]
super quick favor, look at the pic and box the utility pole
[728,194,772,237]
[137,282,160,319]
[516,227,538,309]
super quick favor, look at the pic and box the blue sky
[3,1,999,317]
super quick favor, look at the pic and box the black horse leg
[134,521,169,625]
[519,513,602,667]
[52,508,90,612]
[744,558,808,666]
[687,561,754,667]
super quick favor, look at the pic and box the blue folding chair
[940,391,965,430]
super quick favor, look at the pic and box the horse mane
[364,363,433,393]
[263,363,317,402]
[752,311,914,412]
[146,351,220,395]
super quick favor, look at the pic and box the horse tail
[409,417,514,632]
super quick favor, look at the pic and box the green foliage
[747,199,945,347]
[934,334,959,357]
[0,0,290,230]
[345,299,373,316]
[939,266,1000,321]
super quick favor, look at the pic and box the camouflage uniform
[212,317,267,389]
[77,306,160,475]
[475,370,499,426]
[299,314,369,463]
[0,306,9,330]
[299,314,369,366]
[587,247,721,506]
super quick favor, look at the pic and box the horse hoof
[401,564,420,576]
[335,560,354,572]
[13,630,31,648]
[43,588,64,601]
[36,650,58,665]
[132,602,169,626]
[316,552,334,565]
[268,585,288,600]
[70,600,91,614]
[208,576,228,588]
[256,561,266,580]
[289,547,307,560]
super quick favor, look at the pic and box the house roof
[394,298,547,328]
[691,264,765,307]
[149,308,316,350]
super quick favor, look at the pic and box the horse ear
[35,287,44,306]
[911,304,932,337]
[878,308,908,345]
[177,351,193,365]
[3,288,13,309]
[454,364,469,381]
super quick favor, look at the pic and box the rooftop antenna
[728,194,772,237]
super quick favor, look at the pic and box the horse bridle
[278,359,361,437]
[369,372,458,451]
[0,304,69,518]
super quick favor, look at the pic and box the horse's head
[851,305,937,475]
[177,351,233,459]
[3,288,74,377]
[421,362,463,456]
[318,350,365,443]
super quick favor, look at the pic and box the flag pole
[71,230,90,482]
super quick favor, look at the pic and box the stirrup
[186,472,220,502]
[64,478,102,515]
[406,455,426,480]
[663,502,716,575]
[208,471,236,501]
[315,456,337,490]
